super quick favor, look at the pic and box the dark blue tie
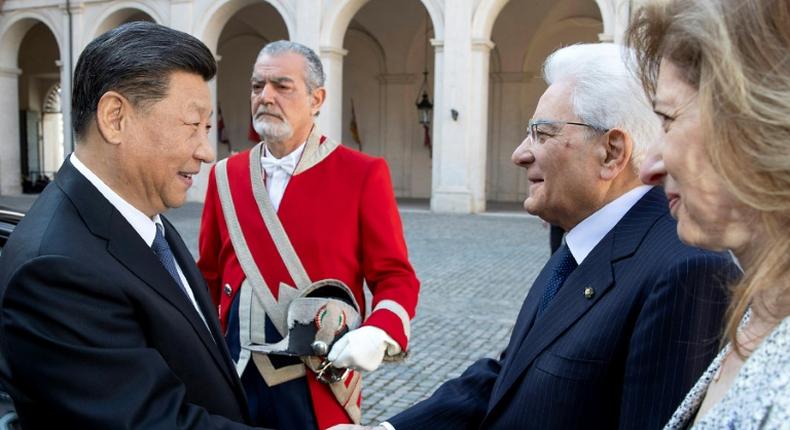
[536,244,577,317]
[151,224,189,296]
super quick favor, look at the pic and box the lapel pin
[224,283,233,296]
[584,287,595,299]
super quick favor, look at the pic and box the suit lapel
[104,213,219,352]
[486,187,668,413]
[484,253,564,408]
[56,159,245,399]
[500,252,562,366]
[162,218,247,397]
[487,238,615,409]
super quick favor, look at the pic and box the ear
[310,87,326,116]
[600,128,633,180]
[95,91,129,145]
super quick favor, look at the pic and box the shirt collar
[565,185,653,264]
[262,141,306,175]
[70,153,162,246]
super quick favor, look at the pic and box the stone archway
[0,14,62,195]
[340,25,385,154]
[482,0,604,204]
[213,1,289,159]
[318,0,442,148]
[186,0,291,201]
[340,0,436,199]
[89,2,159,39]
[197,0,293,55]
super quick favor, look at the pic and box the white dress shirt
[381,185,653,430]
[565,185,652,264]
[260,142,306,211]
[70,154,209,329]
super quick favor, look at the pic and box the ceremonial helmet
[248,279,362,383]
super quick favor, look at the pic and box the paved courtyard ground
[0,195,550,426]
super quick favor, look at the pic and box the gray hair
[542,43,660,169]
[257,40,325,93]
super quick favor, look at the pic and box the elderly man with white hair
[332,43,740,430]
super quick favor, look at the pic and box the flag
[349,98,362,151]
[248,116,260,144]
[217,106,230,145]
[423,124,432,157]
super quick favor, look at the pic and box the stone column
[317,45,347,142]
[293,0,321,51]
[430,0,482,213]
[0,67,22,195]
[169,0,194,33]
[60,0,86,156]
[595,0,632,43]
[429,38,444,206]
[467,38,494,212]
[55,58,72,160]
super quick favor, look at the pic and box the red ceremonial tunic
[198,135,420,428]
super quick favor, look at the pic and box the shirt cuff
[380,422,396,430]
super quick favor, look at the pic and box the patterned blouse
[664,313,790,429]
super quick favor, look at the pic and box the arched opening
[92,7,156,38]
[342,0,435,199]
[16,22,61,194]
[215,1,288,159]
[486,0,603,204]
[40,82,64,184]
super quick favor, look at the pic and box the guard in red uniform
[198,40,420,430]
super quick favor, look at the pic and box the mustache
[254,107,284,121]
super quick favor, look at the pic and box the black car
[0,207,23,429]
[0,208,23,254]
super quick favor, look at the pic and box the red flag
[248,117,260,143]
[217,106,229,145]
[349,99,362,151]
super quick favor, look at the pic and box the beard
[252,107,293,143]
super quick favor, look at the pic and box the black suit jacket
[0,159,261,429]
[389,187,739,429]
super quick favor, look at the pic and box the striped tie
[536,244,577,317]
[151,224,188,296]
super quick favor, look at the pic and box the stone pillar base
[431,189,485,213]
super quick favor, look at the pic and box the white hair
[257,40,325,93]
[542,43,660,169]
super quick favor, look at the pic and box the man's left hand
[327,326,400,372]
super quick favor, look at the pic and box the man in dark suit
[332,43,739,430]
[0,22,265,429]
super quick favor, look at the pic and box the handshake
[323,327,400,430]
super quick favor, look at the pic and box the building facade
[0,0,636,212]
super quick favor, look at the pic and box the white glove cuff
[370,326,401,356]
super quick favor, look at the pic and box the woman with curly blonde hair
[626,0,790,428]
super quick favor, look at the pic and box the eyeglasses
[526,119,609,144]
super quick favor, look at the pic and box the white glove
[327,326,401,372]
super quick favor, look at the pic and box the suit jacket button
[224,283,232,296]
[584,287,595,299]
